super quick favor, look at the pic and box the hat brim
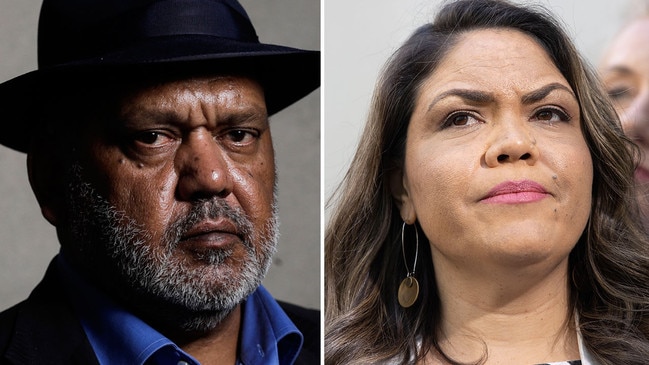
[0,35,320,153]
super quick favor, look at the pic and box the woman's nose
[484,119,539,167]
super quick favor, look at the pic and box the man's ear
[27,146,66,227]
[389,167,416,224]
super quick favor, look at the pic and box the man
[0,0,320,364]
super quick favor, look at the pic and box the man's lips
[180,219,241,248]
[481,180,550,204]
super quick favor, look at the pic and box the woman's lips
[481,180,550,204]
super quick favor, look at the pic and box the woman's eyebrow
[426,82,575,114]
[521,82,575,105]
[426,89,494,112]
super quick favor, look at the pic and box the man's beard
[61,163,278,332]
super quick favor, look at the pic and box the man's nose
[176,130,233,201]
[484,118,539,167]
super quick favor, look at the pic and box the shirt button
[178,361,190,365]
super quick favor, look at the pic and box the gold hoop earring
[398,221,419,308]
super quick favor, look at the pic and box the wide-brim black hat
[0,0,320,153]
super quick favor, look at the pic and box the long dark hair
[325,1,649,364]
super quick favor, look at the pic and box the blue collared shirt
[57,254,303,365]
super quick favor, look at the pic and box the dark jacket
[0,260,320,365]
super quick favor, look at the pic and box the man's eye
[135,132,161,144]
[225,129,259,144]
[132,131,172,147]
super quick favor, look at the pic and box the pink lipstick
[481,180,549,204]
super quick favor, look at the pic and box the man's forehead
[121,75,265,104]
[116,75,267,125]
[128,74,262,96]
[116,71,263,97]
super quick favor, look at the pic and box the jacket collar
[3,257,99,365]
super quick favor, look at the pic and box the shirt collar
[239,285,303,365]
[56,254,200,365]
[56,253,303,365]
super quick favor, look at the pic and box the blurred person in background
[600,1,649,227]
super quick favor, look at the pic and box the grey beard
[62,163,278,332]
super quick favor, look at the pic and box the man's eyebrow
[521,82,575,105]
[427,89,494,112]
[219,109,269,126]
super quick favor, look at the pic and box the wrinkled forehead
[115,75,268,135]
[118,75,266,114]
[420,28,572,99]
[45,70,265,122]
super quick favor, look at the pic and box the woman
[325,0,649,364]
[600,2,649,225]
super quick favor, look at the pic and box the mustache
[163,198,254,250]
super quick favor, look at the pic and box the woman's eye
[531,108,570,124]
[443,112,480,128]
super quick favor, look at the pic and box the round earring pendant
[398,276,419,308]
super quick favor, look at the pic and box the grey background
[325,0,635,210]
[0,0,320,310]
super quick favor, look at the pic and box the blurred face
[601,17,649,184]
[60,75,277,330]
[393,29,592,272]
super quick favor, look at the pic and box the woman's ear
[389,167,416,224]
